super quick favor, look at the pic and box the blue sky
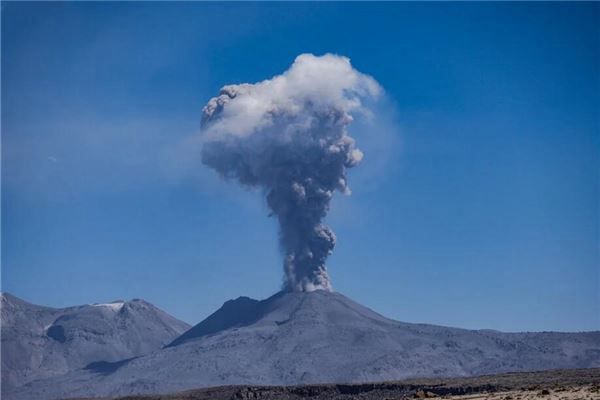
[2,2,598,331]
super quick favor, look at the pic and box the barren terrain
[78,368,600,400]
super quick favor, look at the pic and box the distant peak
[1,292,22,302]
[1,292,53,309]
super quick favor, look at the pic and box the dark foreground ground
[77,368,600,400]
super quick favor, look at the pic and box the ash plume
[200,54,381,292]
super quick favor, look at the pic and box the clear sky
[2,2,598,332]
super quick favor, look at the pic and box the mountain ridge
[7,289,599,400]
[1,292,190,394]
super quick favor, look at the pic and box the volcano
[6,290,600,400]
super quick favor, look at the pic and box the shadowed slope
[168,292,285,347]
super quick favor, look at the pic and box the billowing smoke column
[201,54,381,292]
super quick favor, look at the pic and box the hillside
[1,292,190,393]
[7,290,599,400]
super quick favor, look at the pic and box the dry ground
[79,368,600,400]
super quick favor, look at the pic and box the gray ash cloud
[200,54,381,292]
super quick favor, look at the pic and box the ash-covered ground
[73,368,600,400]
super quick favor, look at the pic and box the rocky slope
[7,290,600,400]
[1,292,190,393]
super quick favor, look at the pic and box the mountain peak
[1,293,190,392]
[167,293,271,347]
[168,290,387,347]
[1,292,52,310]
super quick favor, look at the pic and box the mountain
[7,290,600,400]
[0,292,190,394]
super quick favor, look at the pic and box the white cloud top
[202,53,381,140]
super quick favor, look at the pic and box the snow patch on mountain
[91,301,125,311]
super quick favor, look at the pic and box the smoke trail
[201,54,381,292]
